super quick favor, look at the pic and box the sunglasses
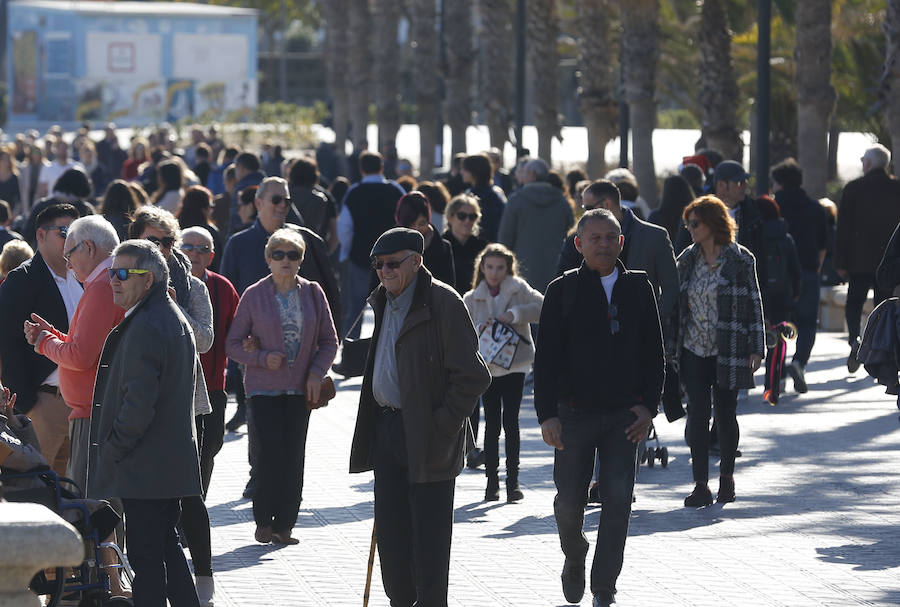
[42,225,69,238]
[456,212,478,222]
[63,242,82,262]
[146,235,176,248]
[372,253,413,271]
[269,195,292,207]
[608,303,619,335]
[181,243,212,254]
[270,249,301,261]
[683,220,700,230]
[108,268,150,281]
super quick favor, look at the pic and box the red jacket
[201,270,239,391]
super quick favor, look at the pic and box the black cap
[714,160,751,184]
[370,227,425,258]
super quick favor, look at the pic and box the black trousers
[846,273,892,341]
[373,409,455,607]
[122,498,199,607]
[681,349,739,483]
[197,390,227,497]
[179,495,212,577]
[482,372,524,476]
[553,406,637,598]
[251,394,311,533]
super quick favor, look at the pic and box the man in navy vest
[337,151,405,337]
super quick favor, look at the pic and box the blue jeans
[792,271,821,366]
[553,406,637,598]
[343,261,373,339]
[122,498,199,607]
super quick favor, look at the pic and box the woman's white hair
[67,215,120,254]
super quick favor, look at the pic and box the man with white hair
[835,143,900,372]
[25,214,124,492]
[499,157,574,293]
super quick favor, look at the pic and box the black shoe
[684,483,713,508]
[787,361,808,393]
[717,475,736,503]
[848,337,861,373]
[466,448,485,469]
[485,474,500,501]
[242,477,256,500]
[593,592,616,606]
[506,477,524,503]
[561,554,586,604]
[225,406,246,432]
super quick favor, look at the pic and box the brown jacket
[349,267,491,483]
[836,168,900,275]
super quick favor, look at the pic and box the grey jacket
[499,181,574,294]
[87,284,202,500]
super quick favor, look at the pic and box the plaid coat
[676,242,766,390]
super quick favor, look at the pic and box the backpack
[762,230,794,303]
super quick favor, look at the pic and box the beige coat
[463,275,543,376]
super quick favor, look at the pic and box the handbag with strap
[331,307,371,379]
[308,376,337,410]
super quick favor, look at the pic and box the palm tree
[620,0,660,205]
[321,0,350,168]
[577,0,618,179]
[795,0,835,198]
[527,0,560,163]
[411,0,440,177]
[885,0,900,173]
[444,0,474,156]
[480,0,514,150]
[697,0,742,161]
[347,0,372,152]
[373,0,402,155]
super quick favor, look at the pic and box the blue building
[7,0,258,130]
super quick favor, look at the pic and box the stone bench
[819,284,874,332]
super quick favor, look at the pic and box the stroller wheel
[660,447,669,468]
[646,448,655,468]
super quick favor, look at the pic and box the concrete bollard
[0,502,84,607]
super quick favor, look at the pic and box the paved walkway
[203,331,900,606]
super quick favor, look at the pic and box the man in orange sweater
[25,215,125,491]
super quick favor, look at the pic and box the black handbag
[331,308,371,378]
[662,360,686,422]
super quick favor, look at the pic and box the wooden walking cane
[363,521,376,607]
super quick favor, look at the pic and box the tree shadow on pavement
[212,542,289,572]
[816,528,900,571]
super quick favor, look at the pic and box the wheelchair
[0,467,134,607]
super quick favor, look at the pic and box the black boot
[485,472,500,501]
[506,470,523,502]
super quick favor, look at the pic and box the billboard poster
[12,31,38,114]
[87,33,162,81]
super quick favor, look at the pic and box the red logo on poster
[108,42,135,73]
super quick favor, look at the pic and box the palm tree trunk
[698,0,742,161]
[444,0,474,156]
[374,0,402,153]
[322,0,350,168]
[527,0,560,163]
[347,0,372,151]
[883,0,900,174]
[412,0,439,177]
[577,0,618,179]
[795,0,835,198]
[481,0,514,150]
[620,0,660,205]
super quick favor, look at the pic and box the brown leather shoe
[717,475,736,503]
[254,525,272,543]
[272,531,299,545]
[684,483,713,508]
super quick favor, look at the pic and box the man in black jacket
[0,203,81,475]
[535,209,664,607]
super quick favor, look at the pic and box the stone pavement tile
[202,333,900,606]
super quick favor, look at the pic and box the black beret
[370,227,425,258]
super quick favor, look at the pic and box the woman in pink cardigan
[225,228,338,544]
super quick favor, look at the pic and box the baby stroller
[640,421,669,468]
[0,468,134,607]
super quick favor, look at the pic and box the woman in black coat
[443,193,488,293]
[395,191,455,286]
[462,153,506,243]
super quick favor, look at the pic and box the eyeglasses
[269,195,292,207]
[63,242,82,262]
[270,249,301,261]
[146,235,176,248]
[455,212,478,222]
[108,268,150,281]
[42,225,69,238]
[372,253,413,271]
[683,220,700,230]
[608,303,619,335]
[181,243,212,254]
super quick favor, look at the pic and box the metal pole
[514,0,526,156]
[755,0,771,196]
[436,0,445,168]
[618,61,629,168]
[279,0,287,102]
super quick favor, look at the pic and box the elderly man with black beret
[350,227,491,607]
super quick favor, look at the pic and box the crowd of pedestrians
[0,121,896,607]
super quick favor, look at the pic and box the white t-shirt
[600,267,619,304]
